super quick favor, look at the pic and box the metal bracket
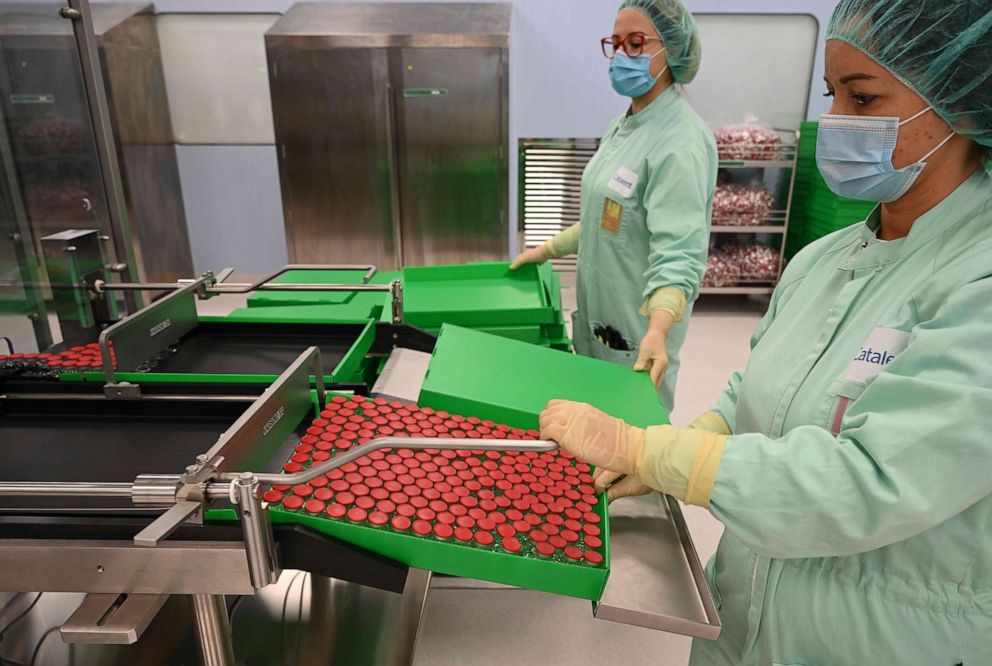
[103,382,141,399]
[60,592,169,645]
[133,499,202,548]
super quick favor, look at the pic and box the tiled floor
[414,283,767,666]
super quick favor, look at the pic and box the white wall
[114,0,844,273]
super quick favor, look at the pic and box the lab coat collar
[618,85,678,132]
[841,167,990,272]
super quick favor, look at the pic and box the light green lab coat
[690,168,992,665]
[572,86,716,412]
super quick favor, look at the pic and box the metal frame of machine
[0,346,558,664]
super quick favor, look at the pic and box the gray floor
[412,281,767,666]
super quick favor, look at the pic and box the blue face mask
[816,107,954,203]
[609,48,666,98]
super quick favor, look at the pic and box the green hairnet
[827,0,992,148]
[619,0,701,84]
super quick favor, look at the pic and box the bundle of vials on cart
[262,395,606,567]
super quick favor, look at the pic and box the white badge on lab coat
[843,327,910,384]
[607,167,639,198]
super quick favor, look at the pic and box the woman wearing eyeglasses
[511,0,715,414]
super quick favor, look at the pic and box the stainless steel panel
[594,493,721,640]
[394,47,507,265]
[370,347,432,404]
[268,44,399,268]
[0,539,255,594]
[266,3,511,49]
[60,592,170,644]
[268,4,509,270]
[0,3,191,319]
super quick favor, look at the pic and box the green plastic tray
[216,297,389,325]
[262,497,610,600]
[403,262,557,328]
[419,325,668,430]
[60,320,376,387]
[246,269,401,308]
[205,392,611,601]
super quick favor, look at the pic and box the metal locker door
[269,46,401,269]
[392,47,507,266]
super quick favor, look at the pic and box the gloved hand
[509,245,551,271]
[633,328,669,388]
[592,468,653,503]
[540,400,729,507]
[539,400,645,476]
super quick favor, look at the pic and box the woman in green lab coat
[540,1,992,663]
[511,0,716,414]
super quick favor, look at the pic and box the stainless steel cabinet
[266,3,510,270]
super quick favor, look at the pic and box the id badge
[601,198,623,234]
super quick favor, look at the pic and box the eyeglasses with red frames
[601,33,664,59]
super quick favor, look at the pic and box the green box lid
[403,262,556,328]
[419,325,668,430]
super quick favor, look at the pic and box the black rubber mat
[148,322,367,376]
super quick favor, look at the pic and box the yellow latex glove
[510,224,581,270]
[592,468,653,503]
[509,244,551,271]
[540,400,728,507]
[633,327,669,388]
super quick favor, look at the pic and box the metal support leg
[191,594,234,666]
[234,473,280,588]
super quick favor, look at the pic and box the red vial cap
[371,488,390,501]
[456,515,476,529]
[541,523,559,536]
[314,488,333,501]
[312,451,331,462]
[330,480,349,492]
[305,499,326,514]
[584,511,601,524]
[281,495,304,510]
[283,462,303,473]
[454,527,474,542]
[584,535,603,549]
[391,515,411,531]
[468,508,487,521]
[564,519,582,532]
[497,523,516,538]
[413,520,433,536]
[437,512,456,525]
[584,550,604,565]
[449,504,467,517]
[262,490,284,504]
[546,514,564,527]
[530,530,549,543]
[474,531,494,546]
[368,511,389,526]
[355,496,376,510]
[292,485,314,498]
[377,500,397,514]
[416,508,436,522]
[396,504,416,517]
[583,523,601,536]
[336,492,355,506]
[564,546,583,561]
[549,536,567,550]
[535,542,555,557]
[501,536,521,553]
[561,529,579,543]
[524,514,542,527]
[434,523,454,539]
